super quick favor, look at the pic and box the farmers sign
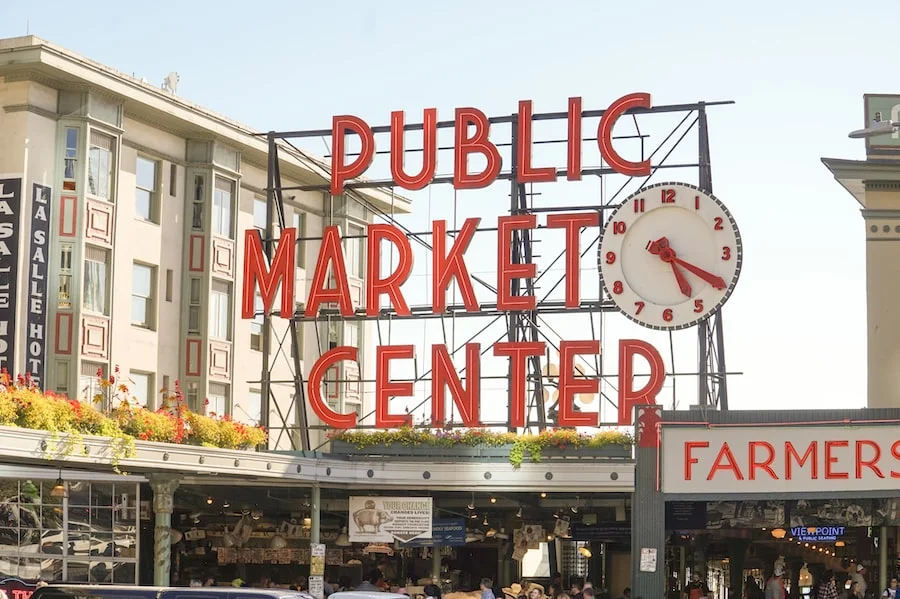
[661,424,900,494]
[348,496,433,543]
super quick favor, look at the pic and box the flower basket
[327,428,633,468]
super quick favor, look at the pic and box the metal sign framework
[255,99,735,451]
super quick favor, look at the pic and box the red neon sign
[329,94,652,194]
[242,217,666,427]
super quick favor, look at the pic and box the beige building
[824,94,900,409]
[0,35,409,449]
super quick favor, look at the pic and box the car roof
[36,587,313,597]
[329,593,410,599]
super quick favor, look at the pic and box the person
[615,588,631,599]
[529,586,545,599]
[882,577,898,599]
[852,565,868,599]
[765,568,786,599]
[818,571,838,599]
[357,570,384,592]
[204,578,216,587]
[685,573,712,599]
[424,584,442,599]
[482,578,497,599]
[745,577,763,599]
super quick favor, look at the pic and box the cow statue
[352,500,394,534]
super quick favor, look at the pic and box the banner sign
[349,496,432,543]
[26,183,50,386]
[0,177,22,374]
[402,517,466,546]
[662,424,900,494]
[569,524,631,543]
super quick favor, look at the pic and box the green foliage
[328,426,634,469]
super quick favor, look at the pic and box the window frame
[212,176,234,238]
[87,130,115,202]
[131,262,156,329]
[82,247,110,316]
[134,155,159,222]
[209,280,231,341]
[129,371,154,410]
[345,223,364,279]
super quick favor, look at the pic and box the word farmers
[243,215,600,321]
[330,93,653,194]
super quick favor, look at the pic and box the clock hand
[672,257,727,290]
[646,237,691,297]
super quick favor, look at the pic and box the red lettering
[707,442,744,481]
[304,226,354,317]
[497,215,537,311]
[516,100,555,183]
[856,440,885,479]
[431,343,481,427]
[432,218,480,313]
[891,440,900,478]
[241,227,295,319]
[546,213,601,308]
[785,441,818,480]
[685,441,709,480]
[493,341,545,428]
[308,347,357,428]
[598,93,652,177]
[557,340,599,427]
[375,345,414,428]
[617,339,665,425]
[749,441,778,480]
[824,440,849,479]
[567,97,582,181]
[390,108,438,190]
[453,107,501,189]
[366,224,413,316]
[331,115,375,195]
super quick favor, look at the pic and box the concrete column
[880,526,888,592]
[150,475,180,586]
[310,484,321,544]
[632,406,665,599]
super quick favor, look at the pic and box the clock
[597,182,742,331]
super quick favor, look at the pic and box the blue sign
[790,526,846,542]
[403,518,466,547]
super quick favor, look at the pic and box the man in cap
[852,564,868,599]
[765,568,786,599]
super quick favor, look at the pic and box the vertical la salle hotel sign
[26,184,51,386]
[0,177,22,374]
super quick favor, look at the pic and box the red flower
[109,376,115,385]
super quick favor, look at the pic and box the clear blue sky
[0,0,883,414]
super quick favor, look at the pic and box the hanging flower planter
[327,428,633,468]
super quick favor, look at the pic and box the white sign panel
[661,425,900,494]
[639,548,657,573]
[349,496,433,543]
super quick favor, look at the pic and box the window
[290,320,305,360]
[58,244,73,309]
[169,163,177,197]
[165,269,173,302]
[236,390,262,426]
[56,361,69,396]
[131,263,155,328]
[80,362,105,405]
[250,294,263,351]
[135,156,158,221]
[212,177,234,237]
[293,211,306,265]
[345,224,364,278]
[64,127,78,185]
[254,198,267,230]
[346,320,359,348]
[186,381,200,412]
[188,278,201,334]
[208,383,228,417]
[192,175,205,230]
[87,130,114,201]
[83,247,109,315]
[130,371,153,409]
[209,280,231,340]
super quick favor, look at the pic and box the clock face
[597,182,742,331]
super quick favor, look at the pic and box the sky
[0,0,886,418]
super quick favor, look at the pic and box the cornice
[3,103,58,121]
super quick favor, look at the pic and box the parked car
[32,585,318,599]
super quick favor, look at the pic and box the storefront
[631,407,900,599]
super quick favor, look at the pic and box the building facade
[0,35,409,449]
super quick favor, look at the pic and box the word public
[242,221,666,428]
[330,93,653,195]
